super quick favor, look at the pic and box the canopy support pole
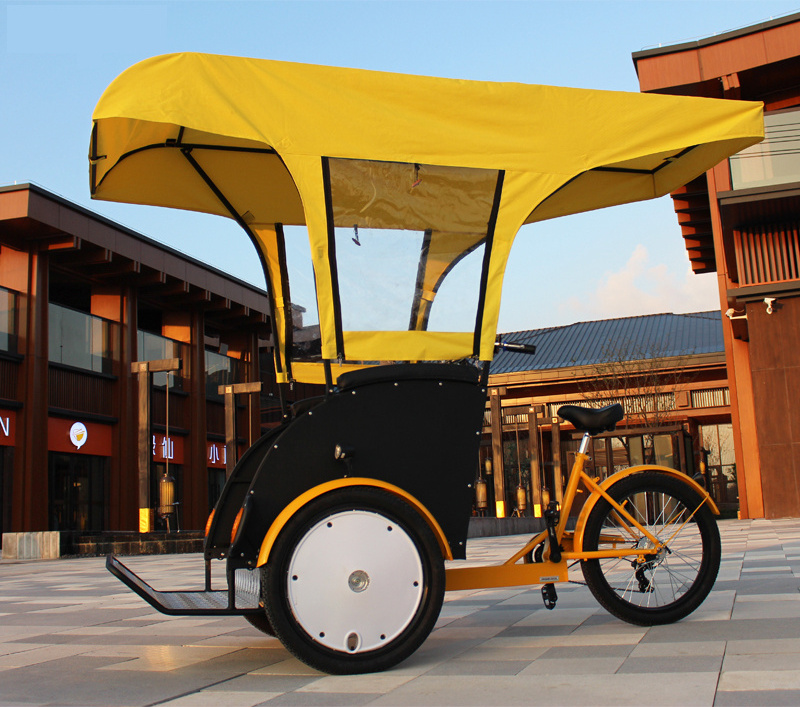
[178,147,292,419]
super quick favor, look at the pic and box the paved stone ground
[1,518,799,706]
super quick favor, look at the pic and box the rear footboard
[106,555,262,616]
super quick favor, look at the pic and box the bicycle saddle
[557,403,624,435]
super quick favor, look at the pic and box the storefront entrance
[699,423,738,511]
[48,453,108,531]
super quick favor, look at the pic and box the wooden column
[14,249,49,531]
[247,330,262,444]
[220,382,262,478]
[707,165,763,518]
[551,415,563,505]
[132,358,181,532]
[186,310,207,530]
[94,282,137,530]
[527,405,544,517]
[489,388,506,518]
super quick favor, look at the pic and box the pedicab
[93,53,763,674]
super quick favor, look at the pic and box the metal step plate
[106,555,261,615]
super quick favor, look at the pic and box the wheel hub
[348,570,370,593]
[286,510,424,654]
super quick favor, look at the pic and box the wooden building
[484,312,734,520]
[0,183,293,539]
[634,12,800,518]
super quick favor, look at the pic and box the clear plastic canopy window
[328,158,497,335]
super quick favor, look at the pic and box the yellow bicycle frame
[445,448,719,592]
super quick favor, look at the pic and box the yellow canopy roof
[90,52,763,382]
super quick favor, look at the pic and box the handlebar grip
[495,341,537,355]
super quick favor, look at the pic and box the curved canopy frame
[90,53,763,384]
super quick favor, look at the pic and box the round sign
[69,422,88,450]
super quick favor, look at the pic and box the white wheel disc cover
[287,509,424,653]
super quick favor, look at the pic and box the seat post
[578,431,592,456]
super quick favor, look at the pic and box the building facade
[0,183,300,540]
[634,12,800,518]
[484,312,734,520]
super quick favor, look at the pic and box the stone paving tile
[518,656,626,675]
[617,654,724,673]
[265,693,381,706]
[628,640,726,658]
[718,670,800,691]
[159,690,280,707]
[1,517,800,705]
[714,690,800,706]
[422,658,532,676]
[721,652,800,672]
[370,672,719,706]
[725,637,800,654]
[538,643,635,659]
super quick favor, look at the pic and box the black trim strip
[473,171,505,358]
[592,166,657,175]
[274,223,294,381]
[408,228,433,330]
[411,234,486,333]
[527,145,699,222]
[179,148,286,385]
[321,157,346,360]
[90,123,99,195]
[92,141,279,192]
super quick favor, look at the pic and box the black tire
[523,542,544,564]
[581,472,720,626]
[263,487,445,674]
[244,612,274,636]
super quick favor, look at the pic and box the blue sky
[2,0,798,332]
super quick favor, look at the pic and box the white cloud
[559,244,720,323]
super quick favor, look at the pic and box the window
[49,303,115,374]
[283,225,323,363]
[327,158,498,335]
[137,330,182,388]
[730,107,800,190]
[0,288,16,354]
[205,350,243,399]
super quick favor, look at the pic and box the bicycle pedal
[541,583,558,610]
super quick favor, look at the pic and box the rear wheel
[244,612,274,636]
[581,472,720,626]
[263,487,445,674]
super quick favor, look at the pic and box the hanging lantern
[158,471,176,517]
[475,478,488,510]
[516,484,527,514]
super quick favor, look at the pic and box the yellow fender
[256,477,453,567]
[572,465,720,554]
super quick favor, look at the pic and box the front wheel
[581,472,720,626]
[263,487,445,674]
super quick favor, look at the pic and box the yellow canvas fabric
[90,53,764,378]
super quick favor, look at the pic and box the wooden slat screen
[49,366,113,416]
[735,222,800,285]
[151,388,186,429]
[0,358,18,400]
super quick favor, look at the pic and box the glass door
[48,453,107,531]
